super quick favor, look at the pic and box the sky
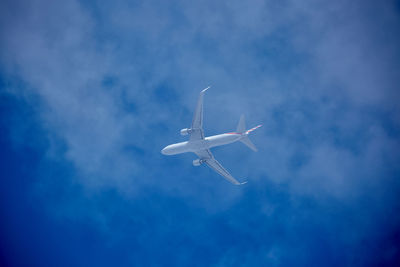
[1,0,400,266]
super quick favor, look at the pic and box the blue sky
[1,0,400,266]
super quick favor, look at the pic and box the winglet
[201,86,211,93]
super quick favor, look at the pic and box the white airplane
[161,87,262,185]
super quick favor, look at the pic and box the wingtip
[239,181,248,185]
[202,86,211,93]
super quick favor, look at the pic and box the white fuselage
[161,133,242,155]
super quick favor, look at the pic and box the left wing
[195,149,246,185]
[189,87,210,141]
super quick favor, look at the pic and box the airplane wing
[194,149,213,160]
[189,87,210,141]
[195,149,246,185]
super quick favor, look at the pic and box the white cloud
[1,0,399,207]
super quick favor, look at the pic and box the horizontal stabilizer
[240,136,257,152]
[246,124,262,134]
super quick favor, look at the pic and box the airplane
[161,87,262,185]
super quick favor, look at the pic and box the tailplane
[235,115,262,152]
[240,136,258,152]
[245,124,262,135]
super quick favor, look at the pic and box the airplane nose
[161,145,174,155]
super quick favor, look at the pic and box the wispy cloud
[1,0,400,265]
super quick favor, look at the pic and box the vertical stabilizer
[236,115,246,133]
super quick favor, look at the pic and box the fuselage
[161,133,242,155]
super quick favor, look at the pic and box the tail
[236,115,262,152]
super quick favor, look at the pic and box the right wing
[189,87,210,141]
[195,149,246,185]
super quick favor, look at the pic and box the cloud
[1,0,400,265]
[1,0,398,197]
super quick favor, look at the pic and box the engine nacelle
[180,128,192,136]
[193,159,204,166]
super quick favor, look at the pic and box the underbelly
[165,142,190,155]
[206,134,240,148]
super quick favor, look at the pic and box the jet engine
[180,128,192,136]
[193,159,204,166]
